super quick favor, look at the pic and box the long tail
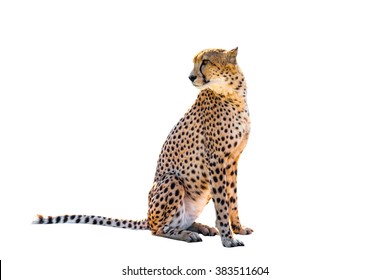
[32,214,149,230]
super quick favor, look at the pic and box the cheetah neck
[208,77,247,98]
[200,84,248,112]
[206,73,248,108]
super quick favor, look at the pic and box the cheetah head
[189,48,241,93]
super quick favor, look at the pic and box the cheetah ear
[227,47,238,64]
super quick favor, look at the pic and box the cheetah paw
[185,232,203,243]
[232,225,254,235]
[222,238,245,247]
[198,225,219,236]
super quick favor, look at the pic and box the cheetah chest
[230,115,250,159]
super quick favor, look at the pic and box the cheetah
[33,48,253,247]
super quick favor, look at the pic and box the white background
[1,0,389,279]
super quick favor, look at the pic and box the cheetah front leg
[210,156,244,247]
[226,160,254,235]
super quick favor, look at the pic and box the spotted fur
[33,48,253,247]
[33,214,148,229]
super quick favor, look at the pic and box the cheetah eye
[200,59,209,69]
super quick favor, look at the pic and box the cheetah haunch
[34,48,253,247]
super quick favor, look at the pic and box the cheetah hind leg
[188,222,219,236]
[148,173,202,243]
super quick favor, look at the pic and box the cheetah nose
[189,75,197,82]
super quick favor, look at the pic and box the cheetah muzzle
[33,47,253,248]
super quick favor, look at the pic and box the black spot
[107,220,111,225]
[93,219,97,225]
[213,176,218,183]
[218,186,223,193]
[47,216,53,224]
[75,218,81,223]
[70,215,76,220]
[232,224,239,230]
[175,190,180,196]
[55,216,61,223]
[64,215,69,223]
[85,217,90,223]
[169,198,174,205]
